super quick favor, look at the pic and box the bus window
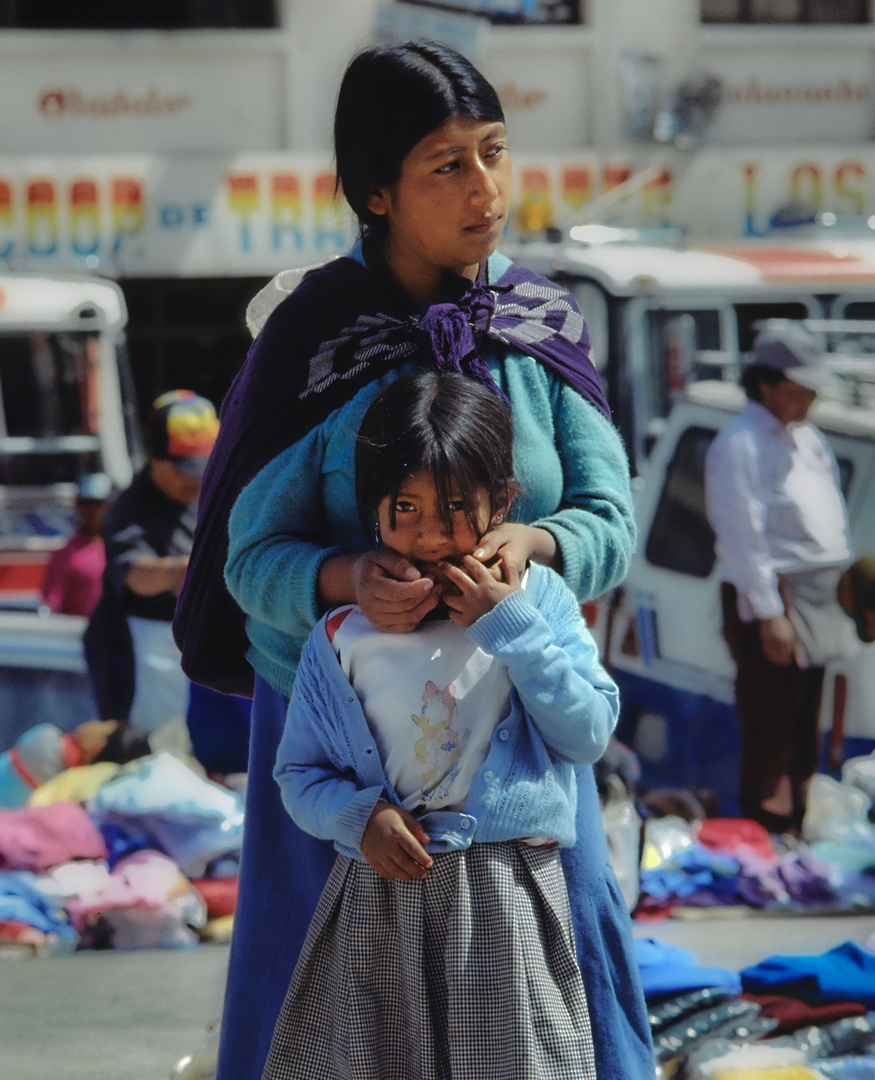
[645,309,721,420]
[645,425,718,578]
[734,302,810,352]
[0,333,102,485]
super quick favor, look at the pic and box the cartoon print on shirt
[412,680,463,789]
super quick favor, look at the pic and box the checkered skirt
[261,840,597,1080]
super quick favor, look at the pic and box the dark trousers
[721,584,825,835]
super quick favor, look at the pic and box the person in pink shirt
[41,473,112,618]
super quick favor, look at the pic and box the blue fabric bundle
[740,941,875,1006]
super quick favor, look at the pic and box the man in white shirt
[705,325,851,834]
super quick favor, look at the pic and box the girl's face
[367,116,511,302]
[376,469,501,577]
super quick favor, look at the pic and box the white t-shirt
[327,605,511,813]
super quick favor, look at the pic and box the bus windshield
[0,332,102,485]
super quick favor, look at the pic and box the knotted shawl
[173,247,608,695]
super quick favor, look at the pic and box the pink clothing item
[0,802,107,872]
[41,530,106,617]
[43,850,206,948]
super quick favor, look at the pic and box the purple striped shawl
[173,252,609,695]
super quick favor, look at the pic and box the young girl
[263,370,621,1080]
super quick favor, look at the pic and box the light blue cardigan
[226,249,637,698]
[274,562,619,859]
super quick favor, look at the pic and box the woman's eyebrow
[423,126,506,161]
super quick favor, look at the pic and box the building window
[397,0,583,25]
[702,0,868,23]
[0,0,277,29]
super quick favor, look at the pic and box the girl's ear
[491,482,518,527]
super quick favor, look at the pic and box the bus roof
[506,237,875,298]
[686,380,875,440]
[0,273,127,333]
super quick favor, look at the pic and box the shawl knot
[417,281,496,388]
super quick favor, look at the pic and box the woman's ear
[366,188,389,218]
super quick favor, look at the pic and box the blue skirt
[216,675,652,1080]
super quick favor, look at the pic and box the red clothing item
[741,992,867,1035]
[41,531,105,617]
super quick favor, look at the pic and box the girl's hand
[441,554,522,627]
[361,801,434,880]
[471,522,559,576]
[353,549,442,633]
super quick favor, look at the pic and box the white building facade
[2,0,875,398]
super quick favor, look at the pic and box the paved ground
[0,942,229,1080]
[1,914,873,1080]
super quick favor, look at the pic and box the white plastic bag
[802,773,875,845]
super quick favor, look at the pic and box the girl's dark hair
[335,40,505,237]
[740,363,786,402]
[355,370,515,540]
[93,722,151,765]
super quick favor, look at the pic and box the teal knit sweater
[225,251,636,698]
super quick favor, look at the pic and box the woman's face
[367,116,511,302]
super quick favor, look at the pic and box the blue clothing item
[0,724,69,809]
[186,683,251,775]
[635,937,743,1001]
[0,754,31,809]
[740,941,875,1006]
[277,563,619,858]
[219,675,653,1080]
[225,251,636,699]
[0,871,79,943]
[820,1058,875,1079]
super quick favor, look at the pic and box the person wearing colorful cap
[85,391,219,732]
[41,472,113,618]
[705,324,853,835]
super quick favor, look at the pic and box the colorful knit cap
[147,390,220,478]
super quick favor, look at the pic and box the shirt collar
[745,398,791,437]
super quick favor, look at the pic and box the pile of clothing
[0,750,243,953]
[629,753,875,920]
[638,935,875,1078]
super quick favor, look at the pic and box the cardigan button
[460,819,471,830]
[498,729,509,741]
[484,771,495,782]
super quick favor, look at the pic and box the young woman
[263,370,619,1080]
[175,40,649,1080]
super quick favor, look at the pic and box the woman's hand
[471,522,559,576]
[361,801,433,880]
[353,549,443,632]
[318,550,442,632]
[441,555,521,627]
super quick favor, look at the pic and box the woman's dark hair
[335,40,505,237]
[740,363,787,402]
[93,722,151,765]
[355,370,515,540]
